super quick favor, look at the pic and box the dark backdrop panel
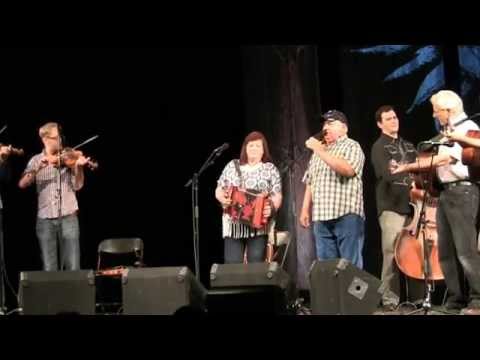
[242,46,321,290]
[1,48,244,308]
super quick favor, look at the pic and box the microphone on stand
[417,140,454,150]
[214,143,229,154]
[184,143,229,188]
[213,143,229,158]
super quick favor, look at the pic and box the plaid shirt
[303,135,365,221]
[24,152,80,219]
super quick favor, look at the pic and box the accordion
[224,187,269,229]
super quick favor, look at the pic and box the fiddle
[457,129,480,181]
[43,147,98,170]
[0,143,24,161]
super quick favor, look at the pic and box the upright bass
[394,153,444,281]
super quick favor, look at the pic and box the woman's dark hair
[239,131,272,165]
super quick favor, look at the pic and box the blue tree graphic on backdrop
[351,45,444,113]
[351,45,480,114]
[458,46,480,97]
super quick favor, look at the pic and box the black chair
[96,238,144,270]
[95,238,144,314]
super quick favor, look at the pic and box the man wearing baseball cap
[300,110,365,269]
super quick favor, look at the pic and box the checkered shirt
[303,135,365,221]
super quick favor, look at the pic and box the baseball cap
[322,109,348,125]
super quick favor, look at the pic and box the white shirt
[436,112,479,183]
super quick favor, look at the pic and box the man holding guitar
[392,90,480,314]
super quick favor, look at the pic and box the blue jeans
[224,236,267,264]
[313,214,364,269]
[36,214,80,271]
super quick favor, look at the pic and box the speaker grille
[19,270,96,315]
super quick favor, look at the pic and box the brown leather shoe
[460,307,480,315]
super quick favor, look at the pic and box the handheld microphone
[313,130,326,141]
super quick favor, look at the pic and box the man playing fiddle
[18,122,90,271]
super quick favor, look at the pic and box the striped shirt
[303,135,365,221]
[24,152,79,219]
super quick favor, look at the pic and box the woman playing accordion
[215,131,282,264]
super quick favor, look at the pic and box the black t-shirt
[371,133,417,217]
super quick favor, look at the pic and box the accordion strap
[233,159,245,188]
[268,218,277,246]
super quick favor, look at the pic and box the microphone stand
[0,125,20,313]
[0,196,6,314]
[277,144,311,314]
[57,129,64,271]
[407,143,454,315]
[282,147,310,266]
[0,126,7,313]
[185,146,227,282]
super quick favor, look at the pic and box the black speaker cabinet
[121,267,207,315]
[209,262,290,289]
[309,259,383,315]
[19,270,96,315]
[207,262,291,313]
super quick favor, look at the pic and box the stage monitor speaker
[209,262,290,289]
[19,270,96,315]
[121,267,207,315]
[309,258,383,315]
[207,262,291,313]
